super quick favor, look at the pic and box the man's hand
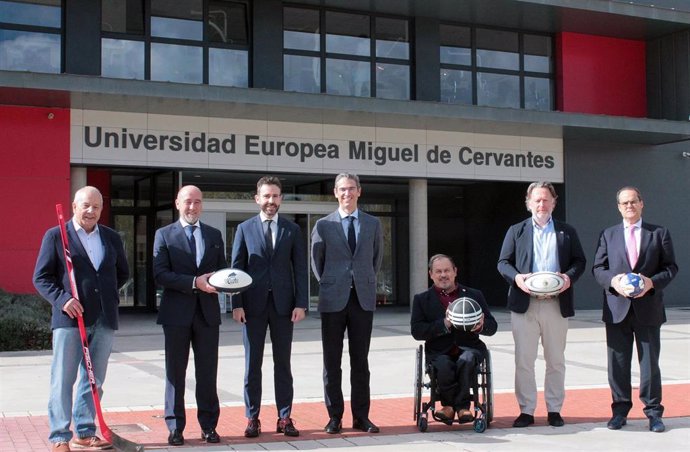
[443,311,453,331]
[515,273,532,294]
[232,307,246,323]
[558,273,571,293]
[62,298,83,318]
[470,314,485,333]
[633,274,654,298]
[196,272,218,294]
[291,308,306,323]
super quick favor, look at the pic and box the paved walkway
[1,308,689,451]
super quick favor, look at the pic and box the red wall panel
[0,106,70,294]
[556,32,647,117]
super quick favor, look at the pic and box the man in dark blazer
[230,176,308,438]
[34,186,129,452]
[153,185,227,446]
[497,181,586,428]
[411,254,497,424]
[592,186,678,433]
[311,173,383,434]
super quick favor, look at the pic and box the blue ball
[620,273,644,297]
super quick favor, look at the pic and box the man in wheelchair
[411,254,497,424]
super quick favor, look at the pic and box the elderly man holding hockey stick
[34,187,129,452]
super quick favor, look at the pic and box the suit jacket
[497,217,586,317]
[411,285,497,359]
[230,215,308,316]
[311,209,383,313]
[153,221,227,327]
[33,220,129,330]
[592,221,677,326]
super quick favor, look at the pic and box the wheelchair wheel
[484,349,494,424]
[413,345,423,421]
[418,415,428,432]
[473,418,487,433]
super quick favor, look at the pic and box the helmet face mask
[447,297,483,331]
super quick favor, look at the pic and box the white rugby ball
[208,268,253,293]
[524,271,565,297]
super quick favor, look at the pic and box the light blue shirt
[531,217,559,273]
[73,219,104,269]
[338,208,360,240]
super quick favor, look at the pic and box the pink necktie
[626,225,638,268]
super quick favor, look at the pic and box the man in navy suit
[230,176,308,438]
[153,185,227,446]
[411,254,497,424]
[497,181,586,428]
[311,173,383,434]
[34,186,129,452]
[592,186,678,433]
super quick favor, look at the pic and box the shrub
[0,289,52,351]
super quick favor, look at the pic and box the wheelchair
[413,344,493,432]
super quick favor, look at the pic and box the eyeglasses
[618,200,639,206]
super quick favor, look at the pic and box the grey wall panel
[65,0,101,75]
[414,17,440,102]
[646,39,663,119]
[674,30,690,121]
[565,139,689,311]
[252,0,283,89]
[660,34,678,120]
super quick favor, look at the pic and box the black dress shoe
[607,414,627,430]
[352,418,380,433]
[277,417,300,437]
[547,412,564,427]
[167,429,184,446]
[325,417,342,434]
[512,413,535,428]
[244,418,261,438]
[649,417,665,433]
[201,428,220,443]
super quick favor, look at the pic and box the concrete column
[70,167,87,200]
[409,179,428,309]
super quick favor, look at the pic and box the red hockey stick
[56,204,144,452]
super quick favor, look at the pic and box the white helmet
[447,297,483,332]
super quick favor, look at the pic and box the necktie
[347,216,356,254]
[265,219,274,255]
[186,225,197,264]
[626,225,638,268]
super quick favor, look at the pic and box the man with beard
[231,176,308,438]
[497,181,586,428]
[411,254,497,424]
[153,185,227,446]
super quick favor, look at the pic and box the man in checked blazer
[311,173,383,434]
[592,186,678,433]
[231,176,308,438]
[153,185,227,447]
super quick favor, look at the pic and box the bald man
[34,186,130,452]
[153,185,227,446]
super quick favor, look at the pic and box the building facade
[1,0,688,312]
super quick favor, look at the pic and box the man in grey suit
[311,173,383,434]
[153,185,227,446]
[231,176,308,438]
[592,186,678,433]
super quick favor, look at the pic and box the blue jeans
[48,316,114,443]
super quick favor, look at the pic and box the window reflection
[102,39,145,80]
[376,63,409,100]
[151,43,203,84]
[0,0,61,27]
[376,17,408,59]
[524,34,552,73]
[284,55,320,93]
[524,77,552,111]
[477,28,518,70]
[326,11,370,55]
[151,16,203,40]
[208,0,248,45]
[477,73,519,108]
[209,48,248,87]
[284,7,319,51]
[0,29,60,73]
[440,69,472,104]
[326,58,370,97]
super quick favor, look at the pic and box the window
[440,24,554,110]
[0,0,62,73]
[283,6,410,100]
[101,0,250,87]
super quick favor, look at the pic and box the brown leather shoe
[435,405,455,424]
[244,418,261,438]
[277,417,300,437]
[52,443,71,452]
[69,436,112,450]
